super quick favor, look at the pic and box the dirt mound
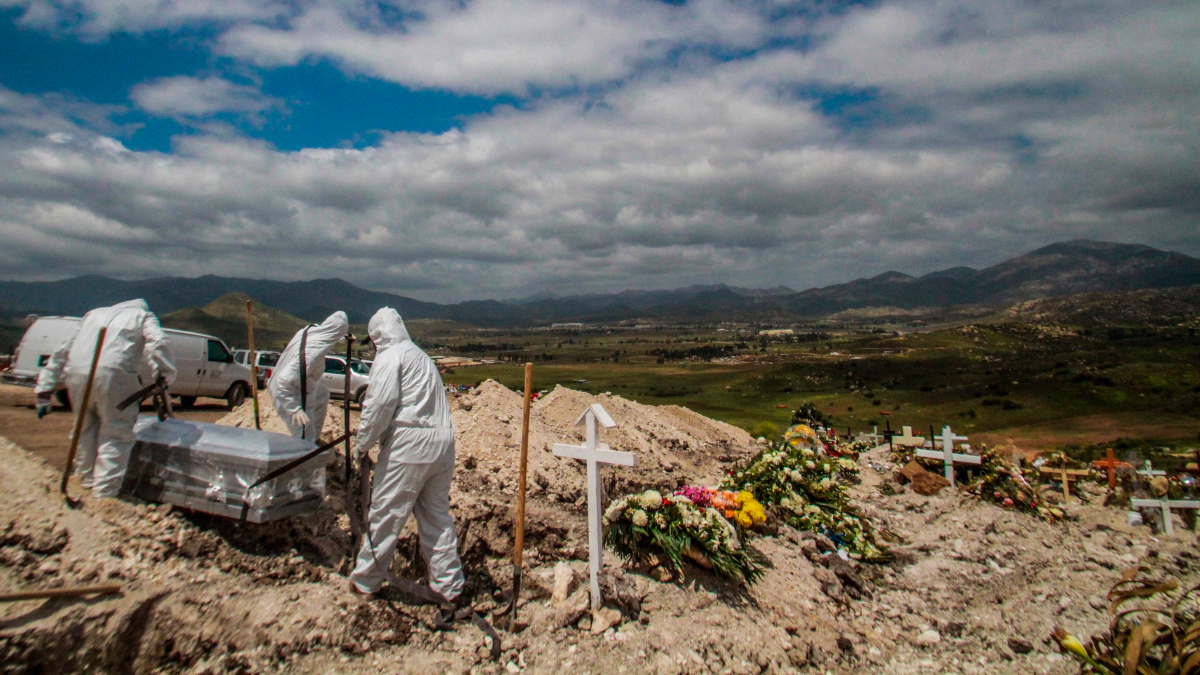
[0,437,408,675]
[217,394,359,447]
[3,380,1199,675]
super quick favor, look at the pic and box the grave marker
[1091,449,1130,491]
[1131,496,1200,536]
[916,426,978,487]
[552,403,636,610]
[893,426,925,449]
[1038,465,1090,499]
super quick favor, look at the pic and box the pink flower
[1003,498,1014,507]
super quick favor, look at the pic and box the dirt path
[0,384,232,471]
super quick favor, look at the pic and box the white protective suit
[349,308,463,598]
[35,299,176,497]
[266,312,349,442]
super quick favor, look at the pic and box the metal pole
[245,300,260,430]
[61,327,106,498]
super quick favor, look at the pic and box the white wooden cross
[916,426,979,487]
[1137,461,1166,480]
[892,426,925,449]
[553,403,637,610]
[1131,497,1200,536]
[856,426,883,446]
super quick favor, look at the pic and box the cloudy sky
[0,0,1197,302]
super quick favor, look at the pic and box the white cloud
[130,76,282,122]
[0,0,1198,300]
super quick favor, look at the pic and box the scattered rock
[1008,637,1034,655]
[915,629,941,647]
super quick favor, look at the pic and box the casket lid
[134,416,317,462]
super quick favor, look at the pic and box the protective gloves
[292,409,310,428]
[35,391,53,419]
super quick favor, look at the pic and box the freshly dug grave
[2,380,1198,675]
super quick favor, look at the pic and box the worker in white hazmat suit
[349,308,464,599]
[266,311,349,442]
[35,299,176,497]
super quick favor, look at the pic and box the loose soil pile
[1,380,1197,675]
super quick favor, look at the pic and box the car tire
[55,389,72,411]
[180,396,197,409]
[226,383,248,410]
[356,386,369,404]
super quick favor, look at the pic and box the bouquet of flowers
[675,486,766,529]
[722,425,888,561]
[604,489,764,583]
[962,445,1067,521]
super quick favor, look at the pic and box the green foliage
[748,421,779,439]
[791,401,833,428]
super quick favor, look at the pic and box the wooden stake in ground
[61,327,106,499]
[505,362,534,626]
[553,403,636,610]
[0,583,121,603]
[244,300,261,430]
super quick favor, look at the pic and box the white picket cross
[553,403,636,610]
[1137,461,1166,480]
[855,426,883,446]
[916,426,978,487]
[1131,497,1200,536]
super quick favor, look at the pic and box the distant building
[551,322,585,328]
[758,329,794,336]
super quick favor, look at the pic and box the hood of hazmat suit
[36,298,177,393]
[34,299,177,498]
[349,307,462,598]
[355,307,453,458]
[266,311,350,438]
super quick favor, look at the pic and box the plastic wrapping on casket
[123,416,328,523]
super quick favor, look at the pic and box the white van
[2,316,254,410]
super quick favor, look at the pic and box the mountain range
[2,240,1198,326]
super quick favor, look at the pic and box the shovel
[60,327,106,505]
[496,362,533,628]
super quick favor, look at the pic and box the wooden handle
[245,300,261,430]
[513,363,533,569]
[0,583,121,603]
[61,327,106,495]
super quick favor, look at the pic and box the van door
[322,356,346,397]
[166,333,204,397]
[203,339,235,396]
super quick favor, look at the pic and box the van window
[258,353,279,367]
[324,358,345,375]
[350,360,371,374]
[207,340,234,363]
[234,351,247,364]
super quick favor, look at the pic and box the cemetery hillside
[2,238,1199,675]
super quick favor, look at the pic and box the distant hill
[160,294,309,349]
[2,240,1198,326]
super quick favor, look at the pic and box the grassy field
[417,318,1200,457]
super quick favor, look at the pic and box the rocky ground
[1,380,1198,675]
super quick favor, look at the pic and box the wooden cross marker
[892,426,925,449]
[1091,449,1130,491]
[1131,496,1200,536]
[553,403,636,610]
[1038,465,1090,499]
[916,426,978,487]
